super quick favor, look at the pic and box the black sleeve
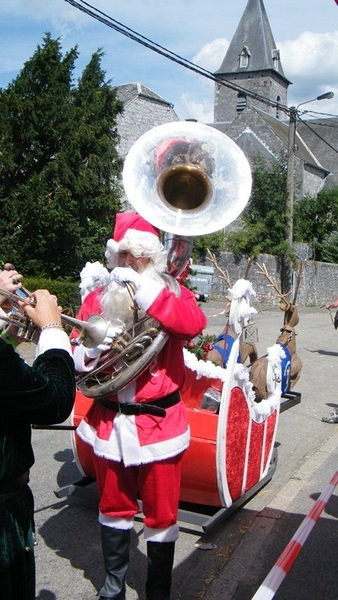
[0,341,76,424]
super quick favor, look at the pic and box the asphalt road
[18,300,338,600]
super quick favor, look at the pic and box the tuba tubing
[77,329,169,398]
[75,274,180,399]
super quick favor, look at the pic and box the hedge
[21,278,81,316]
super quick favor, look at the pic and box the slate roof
[297,117,338,187]
[252,107,329,173]
[114,82,174,108]
[215,0,290,84]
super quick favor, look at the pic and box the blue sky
[0,0,338,122]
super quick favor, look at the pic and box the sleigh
[56,333,300,533]
[55,265,302,532]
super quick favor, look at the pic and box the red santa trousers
[94,453,183,530]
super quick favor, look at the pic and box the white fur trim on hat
[106,229,167,273]
[105,239,120,270]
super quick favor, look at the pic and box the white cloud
[279,31,338,80]
[193,38,229,72]
[278,31,338,114]
[178,92,214,123]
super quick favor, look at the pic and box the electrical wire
[63,0,338,155]
[63,0,288,114]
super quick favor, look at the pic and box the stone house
[114,82,179,208]
[114,82,179,159]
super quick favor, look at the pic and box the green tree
[0,34,123,278]
[293,188,338,262]
[224,157,289,258]
[191,231,226,262]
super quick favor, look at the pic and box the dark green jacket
[0,339,75,600]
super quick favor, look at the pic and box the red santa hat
[105,212,163,269]
[113,212,160,242]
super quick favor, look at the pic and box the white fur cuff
[135,279,165,311]
[144,524,179,542]
[73,343,101,372]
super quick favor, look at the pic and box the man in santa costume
[73,212,206,600]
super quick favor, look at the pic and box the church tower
[214,0,291,124]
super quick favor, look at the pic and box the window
[272,49,280,69]
[236,93,247,113]
[239,46,251,69]
[276,95,281,119]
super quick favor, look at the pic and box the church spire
[214,0,291,123]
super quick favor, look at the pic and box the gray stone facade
[214,71,288,124]
[115,83,179,160]
[114,83,179,209]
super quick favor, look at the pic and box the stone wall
[206,252,338,306]
[116,96,178,159]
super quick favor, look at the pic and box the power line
[63,0,338,157]
[63,0,288,114]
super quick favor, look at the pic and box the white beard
[100,265,163,331]
[139,263,166,284]
[100,281,136,330]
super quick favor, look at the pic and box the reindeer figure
[206,252,258,367]
[249,262,303,401]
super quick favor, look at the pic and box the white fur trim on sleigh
[183,345,282,423]
[183,347,229,382]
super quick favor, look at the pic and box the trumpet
[0,288,108,348]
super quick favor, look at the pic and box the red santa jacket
[74,282,206,466]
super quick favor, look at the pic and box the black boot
[146,541,175,600]
[98,526,130,599]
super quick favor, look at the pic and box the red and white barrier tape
[207,309,227,318]
[251,469,338,600]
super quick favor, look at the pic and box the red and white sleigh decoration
[179,337,282,511]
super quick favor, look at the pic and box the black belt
[97,390,180,418]
[0,471,29,495]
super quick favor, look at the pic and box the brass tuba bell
[122,120,252,237]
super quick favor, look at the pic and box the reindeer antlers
[255,262,289,305]
[206,250,254,285]
[255,261,304,306]
[206,249,232,286]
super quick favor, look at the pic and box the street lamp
[286,91,334,250]
[296,91,334,111]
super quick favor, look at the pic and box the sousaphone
[76,121,252,398]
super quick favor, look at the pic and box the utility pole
[286,91,334,254]
[285,92,334,293]
[286,106,297,251]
